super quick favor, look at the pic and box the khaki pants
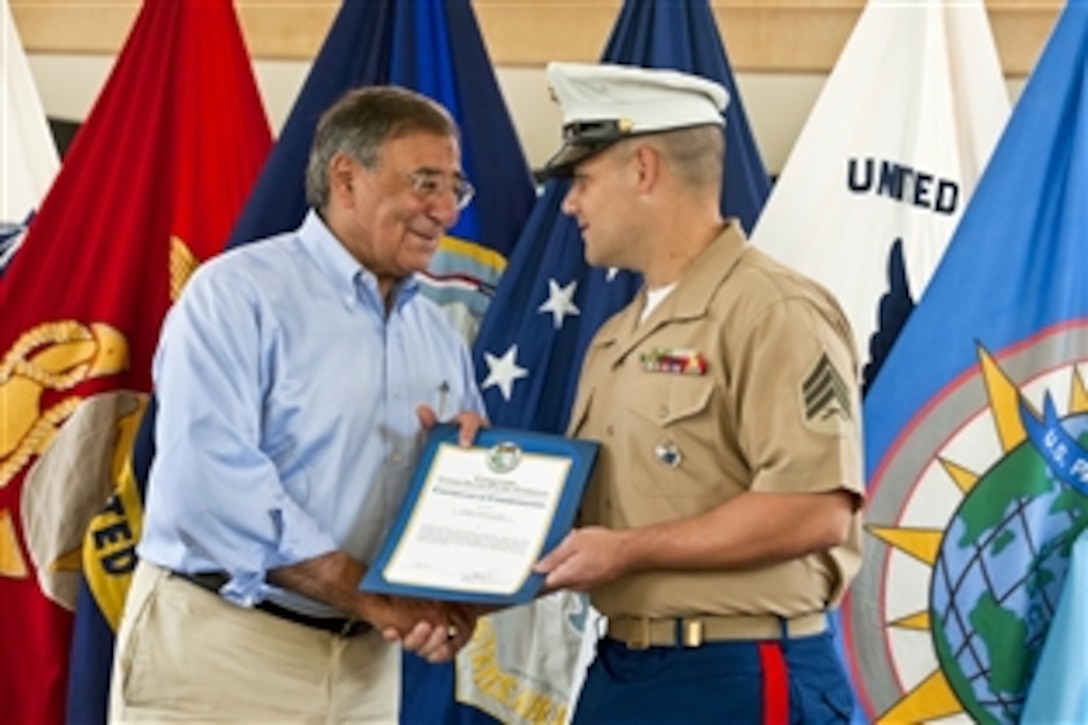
[109,561,399,723]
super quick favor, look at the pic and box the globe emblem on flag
[845,337,1088,724]
[930,414,1088,723]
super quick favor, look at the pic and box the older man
[110,87,485,721]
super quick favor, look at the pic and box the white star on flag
[606,268,620,281]
[537,278,580,329]
[481,344,528,401]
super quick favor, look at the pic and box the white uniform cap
[540,62,729,178]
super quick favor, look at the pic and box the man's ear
[633,144,661,192]
[329,152,357,200]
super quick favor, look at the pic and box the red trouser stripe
[759,641,789,724]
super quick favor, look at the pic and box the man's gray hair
[305,86,459,209]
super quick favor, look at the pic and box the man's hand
[534,526,633,592]
[361,595,478,663]
[269,552,480,662]
[417,405,486,446]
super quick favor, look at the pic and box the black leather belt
[173,570,372,637]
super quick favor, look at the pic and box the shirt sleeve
[733,296,864,499]
[145,263,338,605]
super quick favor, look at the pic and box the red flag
[0,0,270,719]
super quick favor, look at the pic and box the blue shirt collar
[297,209,420,311]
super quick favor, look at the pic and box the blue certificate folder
[361,424,599,606]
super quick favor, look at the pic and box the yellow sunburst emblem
[845,343,1088,723]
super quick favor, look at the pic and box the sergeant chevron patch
[801,352,852,434]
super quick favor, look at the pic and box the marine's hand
[534,526,632,592]
[416,405,487,447]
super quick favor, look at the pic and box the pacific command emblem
[845,335,1088,724]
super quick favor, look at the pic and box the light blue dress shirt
[139,210,484,616]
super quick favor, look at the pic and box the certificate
[361,424,599,605]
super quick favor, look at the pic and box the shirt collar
[592,219,748,348]
[666,219,748,318]
[297,209,420,310]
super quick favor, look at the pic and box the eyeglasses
[404,169,475,211]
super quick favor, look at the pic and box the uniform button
[392,387,402,397]
[658,406,669,419]
[605,424,614,436]
[391,452,403,463]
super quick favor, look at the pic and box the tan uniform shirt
[567,221,864,620]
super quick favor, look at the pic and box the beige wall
[11,1,1057,173]
[10,1,1060,72]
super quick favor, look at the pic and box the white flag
[1,0,59,266]
[751,0,1008,382]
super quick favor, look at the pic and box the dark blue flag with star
[476,0,768,434]
[229,0,533,338]
[455,1,770,722]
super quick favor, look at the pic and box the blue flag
[842,5,1088,723]
[66,396,156,725]
[476,0,769,434]
[229,0,533,337]
[1021,530,1088,722]
[452,1,769,722]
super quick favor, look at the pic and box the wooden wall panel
[10,0,1061,76]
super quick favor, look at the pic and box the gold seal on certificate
[361,424,599,605]
[485,441,522,473]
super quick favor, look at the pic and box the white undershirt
[640,282,677,324]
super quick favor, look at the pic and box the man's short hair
[652,125,725,190]
[305,86,459,210]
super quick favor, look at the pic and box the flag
[462,1,769,722]
[64,396,156,725]
[0,0,270,720]
[751,0,1009,389]
[227,0,534,340]
[1020,530,1088,722]
[0,0,59,271]
[841,5,1088,722]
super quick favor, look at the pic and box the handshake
[358,593,485,664]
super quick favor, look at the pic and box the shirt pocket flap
[631,378,714,426]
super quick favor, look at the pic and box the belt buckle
[339,618,359,637]
[627,618,652,650]
[683,619,704,647]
